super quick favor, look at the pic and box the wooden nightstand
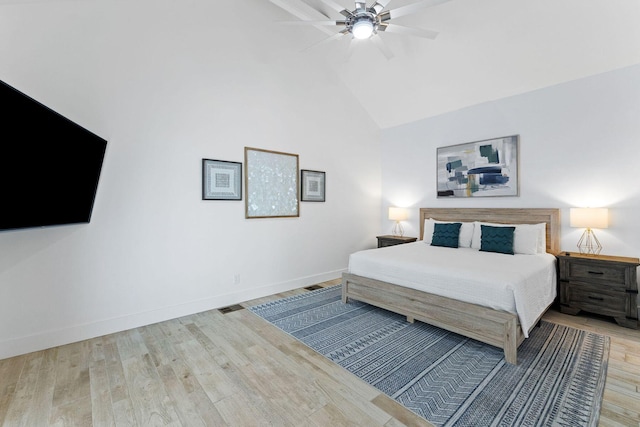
[376,235,417,248]
[557,252,639,329]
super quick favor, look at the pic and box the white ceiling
[2,0,637,130]
[266,0,640,129]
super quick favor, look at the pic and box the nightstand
[376,235,417,248]
[557,252,639,329]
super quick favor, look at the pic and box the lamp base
[392,221,404,237]
[577,228,602,255]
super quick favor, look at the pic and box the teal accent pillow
[480,225,515,255]
[431,222,462,248]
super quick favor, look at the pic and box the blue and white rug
[248,285,609,427]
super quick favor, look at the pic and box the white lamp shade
[570,208,608,229]
[352,20,374,39]
[388,207,408,221]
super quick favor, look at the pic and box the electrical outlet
[233,274,241,285]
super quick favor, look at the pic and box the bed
[341,208,560,365]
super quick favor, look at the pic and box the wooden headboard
[419,208,561,254]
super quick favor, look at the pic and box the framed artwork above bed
[437,135,519,198]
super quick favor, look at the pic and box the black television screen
[0,80,107,231]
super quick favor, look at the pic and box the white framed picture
[202,159,242,200]
[301,170,326,202]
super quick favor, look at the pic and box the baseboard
[0,269,345,360]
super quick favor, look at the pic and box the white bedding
[348,242,557,337]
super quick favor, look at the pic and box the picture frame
[202,159,242,200]
[436,135,519,198]
[244,147,299,218]
[301,170,326,202]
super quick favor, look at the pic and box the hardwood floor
[1,279,639,426]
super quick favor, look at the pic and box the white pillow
[423,218,474,248]
[533,223,547,253]
[513,222,547,253]
[471,221,540,255]
[514,225,540,255]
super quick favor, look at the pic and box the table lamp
[388,207,408,237]
[569,208,608,255]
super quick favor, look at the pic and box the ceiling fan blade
[302,30,349,51]
[378,23,439,39]
[371,0,392,7]
[379,0,450,21]
[318,0,354,17]
[279,20,347,26]
[270,0,327,18]
[372,35,394,60]
[370,0,391,15]
[270,0,336,35]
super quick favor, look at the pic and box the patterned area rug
[248,286,609,427]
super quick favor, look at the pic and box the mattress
[347,242,557,337]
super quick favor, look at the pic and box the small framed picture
[202,159,242,200]
[301,170,326,202]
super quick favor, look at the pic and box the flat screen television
[0,79,107,231]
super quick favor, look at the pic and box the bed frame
[342,208,560,365]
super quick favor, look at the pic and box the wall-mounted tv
[0,80,107,231]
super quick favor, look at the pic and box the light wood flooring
[1,279,639,427]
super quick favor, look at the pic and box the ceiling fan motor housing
[349,10,377,39]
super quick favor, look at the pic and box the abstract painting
[245,147,299,218]
[437,135,519,198]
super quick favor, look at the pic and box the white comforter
[348,242,557,337]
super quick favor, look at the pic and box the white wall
[381,64,640,259]
[0,0,381,359]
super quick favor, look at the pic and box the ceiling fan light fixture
[352,19,374,39]
[271,0,448,56]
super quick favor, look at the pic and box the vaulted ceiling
[266,0,640,128]
[1,0,638,131]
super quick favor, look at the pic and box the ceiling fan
[270,0,450,58]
